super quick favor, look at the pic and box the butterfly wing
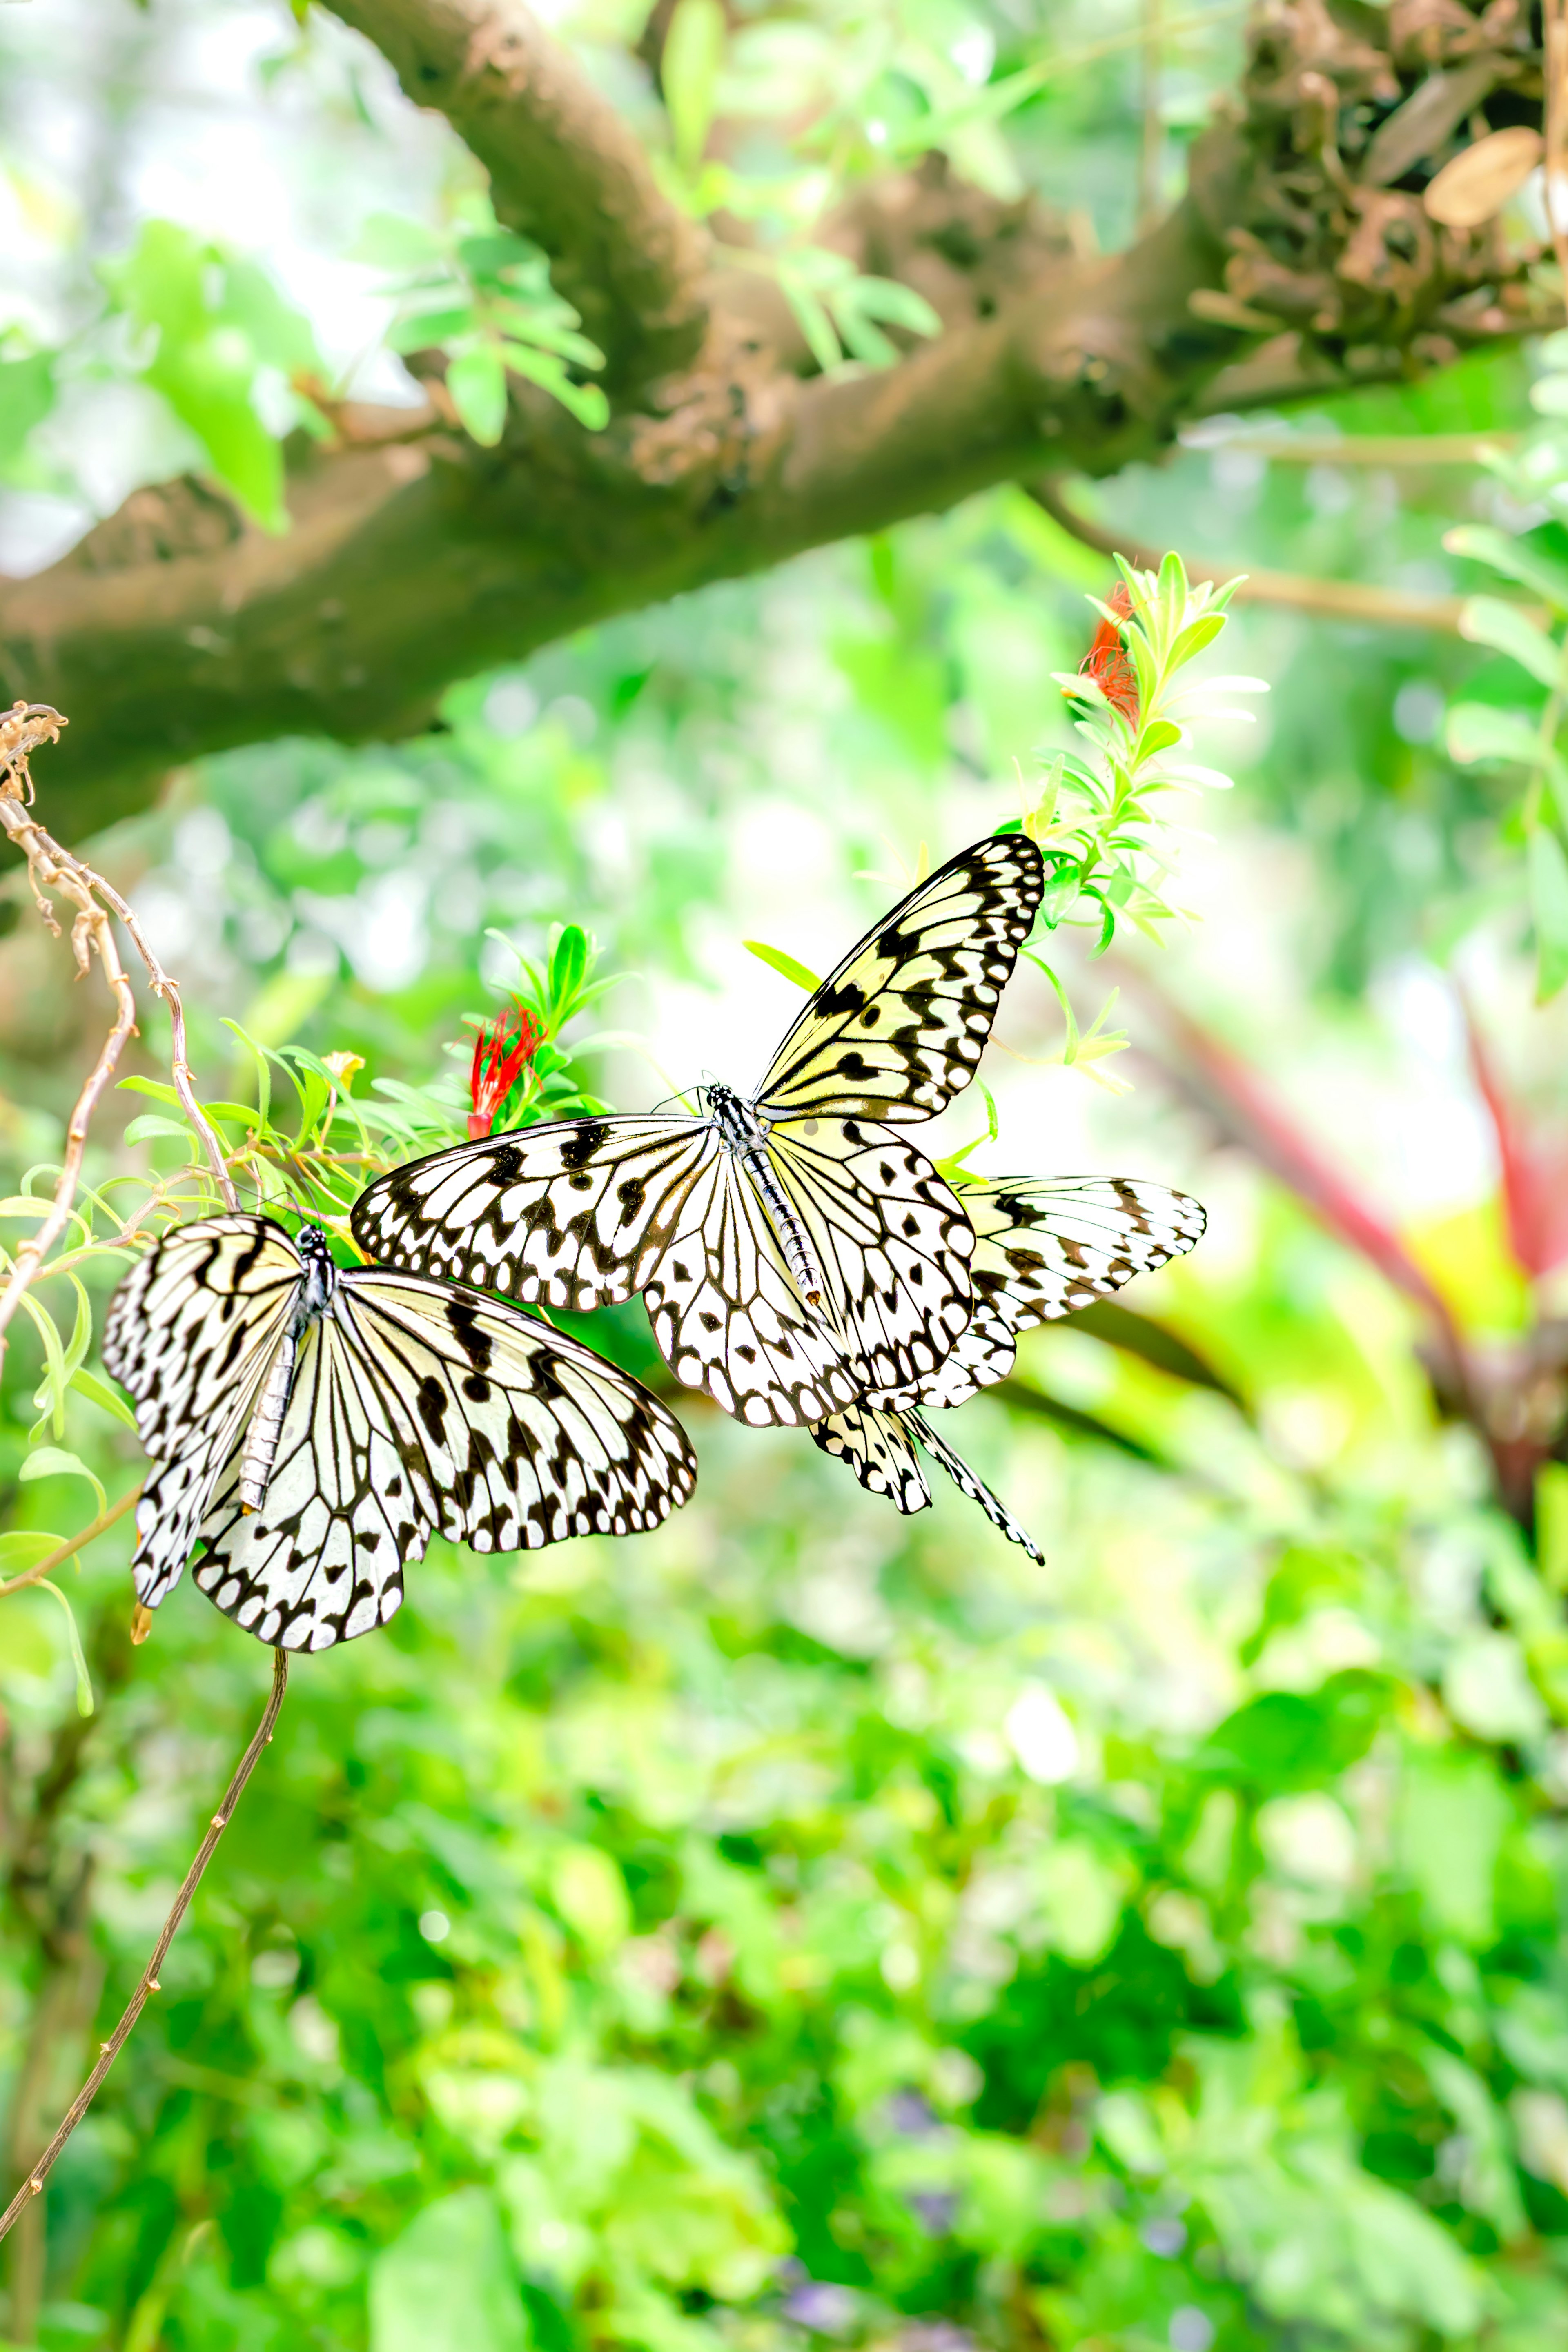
[192,1271,698,1650]
[102,1214,301,1456]
[809,1399,931,1514]
[348,1116,714,1310]
[907,1408,1045,1564]
[765,1117,975,1400]
[965,1176,1206,1339]
[642,1152,864,1425]
[102,1214,303,1608]
[754,835,1043,1122]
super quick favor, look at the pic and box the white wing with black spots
[103,1216,698,1651]
[965,1176,1206,1340]
[908,1409,1045,1564]
[755,836,1043,1122]
[810,1400,930,1514]
[349,1116,713,1310]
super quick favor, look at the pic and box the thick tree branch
[0,0,1558,832]
[324,0,710,393]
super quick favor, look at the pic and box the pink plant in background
[468,1000,540,1138]
[1465,1011,1568,1282]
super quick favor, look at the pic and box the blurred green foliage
[11,0,1568,2347]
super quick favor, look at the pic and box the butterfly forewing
[102,1214,301,1460]
[755,836,1043,1122]
[766,1118,974,1399]
[349,1117,714,1310]
[811,1400,931,1514]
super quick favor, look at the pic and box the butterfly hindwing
[643,1152,864,1425]
[810,1399,931,1513]
[349,1117,715,1310]
[966,1176,1207,1339]
[907,1408,1045,1564]
[755,836,1044,1122]
[766,1117,974,1399]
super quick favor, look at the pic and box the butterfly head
[294,1223,338,1314]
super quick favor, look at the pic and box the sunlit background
[6,1,1568,2348]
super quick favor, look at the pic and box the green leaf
[355,211,449,271]
[69,1367,138,1432]
[446,348,509,446]
[1459,597,1565,689]
[742,939,822,993]
[663,0,726,173]
[496,343,609,431]
[369,2189,526,2352]
[549,924,590,1010]
[1446,523,1568,611]
[1446,702,1563,777]
[124,1113,200,1147]
[1195,1670,1392,1790]
[117,1076,183,1105]
[1529,825,1568,1002]
[21,1446,108,1516]
[0,1530,66,1572]
[388,305,480,352]
[0,350,56,472]
[36,1581,94,1715]
[1398,1746,1509,1945]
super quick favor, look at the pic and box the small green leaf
[70,1367,138,1432]
[663,0,726,173]
[1530,825,1568,1001]
[549,924,590,1010]
[0,1530,66,1572]
[1446,524,1568,611]
[1446,702,1563,778]
[354,211,449,271]
[446,348,508,446]
[21,1446,108,1516]
[743,940,823,993]
[117,1075,183,1104]
[36,1581,94,1716]
[125,1113,200,1147]
[1459,597,1565,689]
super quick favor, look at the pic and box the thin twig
[0,700,237,1375]
[1178,430,1519,466]
[1029,479,1475,634]
[0,1485,142,1605]
[0,1647,289,2246]
[1546,0,1568,318]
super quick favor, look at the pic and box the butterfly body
[703,1079,826,1307]
[354,837,1046,1425]
[238,1223,336,1511]
[105,1213,697,1651]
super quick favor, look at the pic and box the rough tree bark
[0,0,1552,841]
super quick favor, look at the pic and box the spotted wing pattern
[755,835,1043,1122]
[350,1117,715,1310]
[966,1176,1206,1338]
[810,1399,930,1514]
[102,1215,304,1607]
[643,1153,864,1425]
[192,1269,698,1650]
[907,1409,1045,1564]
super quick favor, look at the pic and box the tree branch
[324,0,710,394]
[0,0,1557,829]
[1029,476,1474,633]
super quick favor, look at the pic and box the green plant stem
[0,1485,141,1604]
[0,1646,290,2248]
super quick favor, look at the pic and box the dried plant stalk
[0,701,238,1372]
[0,1648,290,2246]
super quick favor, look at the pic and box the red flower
[468,1000,541,1139]
[1078,583,1139,723]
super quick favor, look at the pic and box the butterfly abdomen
[237,1324,301,1513]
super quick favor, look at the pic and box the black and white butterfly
[811,1176,1207,1559]
[102,1214,698,1652]
[350,837,1045,1428]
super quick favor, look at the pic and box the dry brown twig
[0,1646,290,2250]
[0,699,238,1379]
